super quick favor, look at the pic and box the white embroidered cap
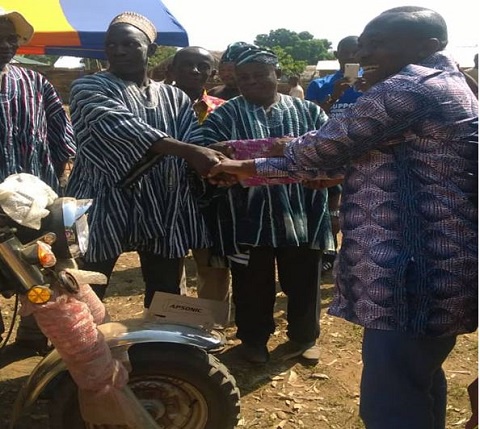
[109,11,157,44]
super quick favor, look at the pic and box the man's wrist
[241,160,257,176]
[152,137,194,159]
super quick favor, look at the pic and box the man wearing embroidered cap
[66,12,226,308]
[0,9,76,354]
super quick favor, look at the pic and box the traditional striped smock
[66,72,210,261]
[202,94,334,256]
[0,65,76,191]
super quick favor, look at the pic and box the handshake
[189,137,344,190]
[190,137,290,186]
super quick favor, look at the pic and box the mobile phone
[344,63,360,83]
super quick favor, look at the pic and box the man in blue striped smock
[0,9,76,355]
[202,44,334,364]
[66,12,225,308]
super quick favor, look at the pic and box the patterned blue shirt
[0,65,76,192]
[256,51,478,336]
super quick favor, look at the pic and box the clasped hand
[204,137,291,185]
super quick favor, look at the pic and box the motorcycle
[0,174,241,429]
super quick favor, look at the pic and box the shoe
[301,343,321,361]
[239,342,270,364]
[281,340,320,362]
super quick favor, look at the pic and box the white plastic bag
[0,173,58,229]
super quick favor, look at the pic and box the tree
[148,46,177,68]
[271,47,306,77]
[23,54,59,65]
[255,29,334,65]
[24,46,176,69]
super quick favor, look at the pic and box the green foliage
[271,47,307,77]
[148,45,177,68]
[22,54,59,65]
[255,28,335,68]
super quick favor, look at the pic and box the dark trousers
[360,328,457,429]
[230,246,322,346]
[84,251,184,308]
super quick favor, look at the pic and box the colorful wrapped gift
[225,138,299,187]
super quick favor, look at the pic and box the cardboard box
[147,292,229,329]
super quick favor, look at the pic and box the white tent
[53,56,85,70]
[315,60,339,71]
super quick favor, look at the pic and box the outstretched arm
[150,137,226,178]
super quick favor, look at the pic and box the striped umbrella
[2,0,188,58]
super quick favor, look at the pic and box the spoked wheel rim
[85,375,209,429]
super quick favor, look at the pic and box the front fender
[10,320,222,426]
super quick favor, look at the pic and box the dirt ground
[0,252,477,429]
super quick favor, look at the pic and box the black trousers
[83,251,184,308]
[230,246,322,346]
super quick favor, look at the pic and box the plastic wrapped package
[64,268,110,324]
[20,294,126,392]
[20,294,159,428]
[225,138,300,187]
[75,283,109,325]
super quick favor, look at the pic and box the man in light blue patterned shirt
[209,7,478,429]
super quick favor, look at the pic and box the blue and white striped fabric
[0,65,76,192]
[66,72,211,261]
[202,94,334,256]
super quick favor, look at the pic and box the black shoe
[239,343,269,364]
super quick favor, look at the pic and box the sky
[162,0,479,67]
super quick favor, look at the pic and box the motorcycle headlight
[71,213,89,256]
[43,198,92,259]
[62,199,92,258]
